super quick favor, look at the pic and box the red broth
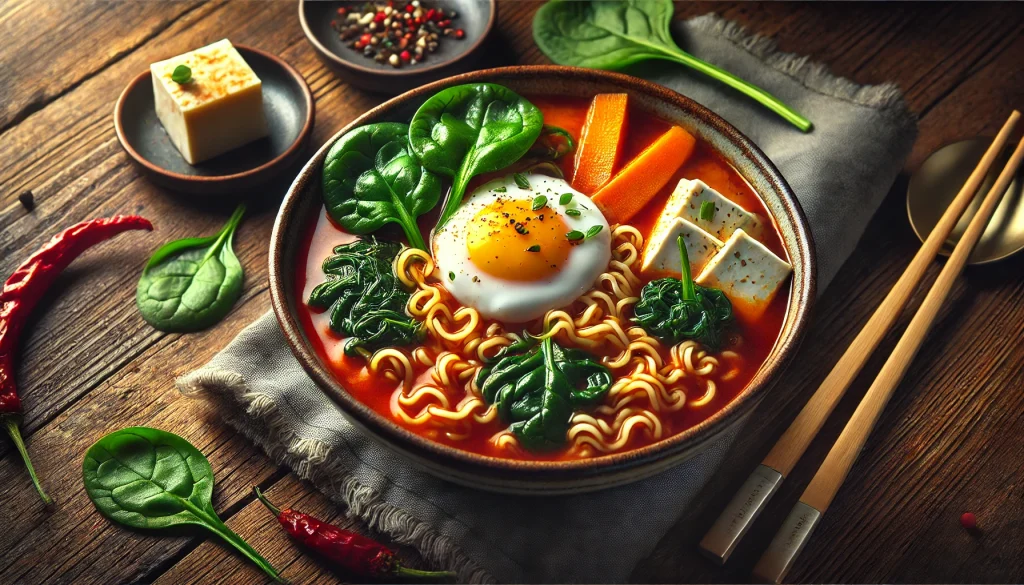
[294,96,790,460]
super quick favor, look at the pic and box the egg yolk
[465,198,573,281]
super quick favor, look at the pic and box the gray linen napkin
[177,14,916,584]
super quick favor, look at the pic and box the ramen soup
[296,85,792,460]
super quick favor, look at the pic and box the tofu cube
[150,39,268,164]
[696,229,792,320]
[676,179,762,242]
[641,218,723,278]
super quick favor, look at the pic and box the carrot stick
[591,125,697,224]
[572,94,629,194]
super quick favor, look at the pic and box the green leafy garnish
[533,0,812,132]
[307,237,423,356]
[559,192,574,205]
[585,225,603,239]
[566,208,582,217]
[322,123,440,250]
[566,230,585,241]
[699,200,716,221]
[477,337,612,450]
[136,205,245,332]
[633,235,734,350]
[449,271,456,281]
[494,186,507,193]
[532,195,548,210]
[171,64,192,84]
[528,125,577,160]
[527,244,541,252]
[409,83,544,228]
[514,172,533,190]
[83,427,284,582]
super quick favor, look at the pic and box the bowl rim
[298,0,496,78]
[270,65,816,480]
[113,44,315,186]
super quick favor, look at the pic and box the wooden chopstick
[754,132,1024,584]
[698,110,1022,564]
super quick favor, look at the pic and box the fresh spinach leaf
[136,205,245,332]
[323,122,441,250]
[307,237,423,356]
[633,235,733,350]
[533,0,812,131]
[477,337,612,450]
[527,125,577,160]
[409,83,544,227]
[82,427,284,582]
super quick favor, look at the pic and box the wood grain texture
[1,1,1023,584]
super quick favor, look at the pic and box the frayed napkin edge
[689,13,918,129]
[176,368,497,585]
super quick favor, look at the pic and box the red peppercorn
[960,512,977,530]
[425,8,436,20]
[336,7,346,15]
[405,3,414,12]
[374,11,386,23]
[400,50,411,62]
[360,33,372,44]
[438,19,451,27]
[455,28,465,39]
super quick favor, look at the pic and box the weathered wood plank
[0,0,204,132]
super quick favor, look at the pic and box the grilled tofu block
[676,179,762,242]
[641,218,723,277]
[696,229,791,320]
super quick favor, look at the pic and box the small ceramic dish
[114,45,315,195]
[908,137,1024,264]
[269,66,816,495]
[299,0,495,94]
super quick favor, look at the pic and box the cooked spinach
[533,0,812,132]
[136,205,245,332]
[633,235,733,350]
[528,125,577,160]
[83,427,284,582]
[477,336,612,450]
[307,237,422,356]
[323,123,441,250]
[409,83,544,227]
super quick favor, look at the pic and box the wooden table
[2,1,1022,583]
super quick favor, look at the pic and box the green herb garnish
[171,64,192,84]
[565,208,582,217]
[527,245,541,252]
[494,186,507,193]
[136,205,245,332]
[585,225,603,239]
[514,172,532,190]
[559,193,573,205]
[307,237,423,356]
[477,336,612,450]
[699,200,716,222]
[632,235,734,350]
[566,230,585,241]
[449,271,456,281]
[533,0,812,132]
[83,427,285,582]
[532,195,548,210]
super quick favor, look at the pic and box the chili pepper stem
[253,486,282,516]
[2,416,53,506]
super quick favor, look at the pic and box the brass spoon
[908,137,1024,264]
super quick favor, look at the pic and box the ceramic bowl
[299,0,495,94]
[270,66,816,495]
[114,45,314,195]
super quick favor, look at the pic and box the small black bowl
[114,45,315,195]
[299,0,495,94]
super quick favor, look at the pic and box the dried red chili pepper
[1,215,153,504]
[253,487,455,580]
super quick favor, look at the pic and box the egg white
[432,173,611,323]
